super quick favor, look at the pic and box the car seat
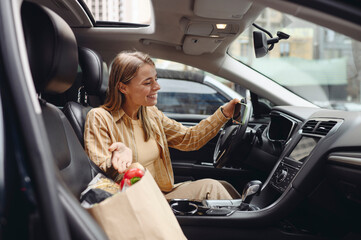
[63,47,109,147]
[21,2,108,239]
[78,46,109,107]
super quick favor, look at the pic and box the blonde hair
[103,51,155,141]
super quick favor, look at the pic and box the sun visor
[183,36,223,55]
[194,0,252,19]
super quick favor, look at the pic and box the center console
[169,180,262,216]
[169,199,238,216]
[270,136,319,192]
[168,129,323,216]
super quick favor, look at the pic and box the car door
[0,1,73,239]
[156,73,229,156]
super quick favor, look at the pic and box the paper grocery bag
[87,171,187,240]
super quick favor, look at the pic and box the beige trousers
[164,179,241,201]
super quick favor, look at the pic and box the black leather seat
[63,47,109,147]
[78,46,109,107]
[21,2,108,239]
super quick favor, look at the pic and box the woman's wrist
[220,107,231,118]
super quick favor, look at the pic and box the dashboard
[267,114,343,193]
[171,105,361,239]
[257,106,361,210]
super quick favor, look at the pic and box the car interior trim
[10,0,42,114]
[328,152,361,167]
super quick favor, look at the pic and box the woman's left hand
[222,98,240,118]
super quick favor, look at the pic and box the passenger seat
[63,47,109,147]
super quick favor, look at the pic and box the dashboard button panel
[270,161,299,192]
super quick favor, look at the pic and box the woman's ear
[118,82,127,94]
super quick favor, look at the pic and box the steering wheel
[213,102,252,168]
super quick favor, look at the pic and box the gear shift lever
[239,180,262,210]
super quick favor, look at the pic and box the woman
[84,51,241,200]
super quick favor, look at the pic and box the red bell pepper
[120,168,145,190]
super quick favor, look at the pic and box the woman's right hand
[222,98,241,118]
[109,142,133,173]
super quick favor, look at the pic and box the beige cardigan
[84,106,228,192]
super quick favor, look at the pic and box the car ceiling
[23,0,361,107]
[28,0,361,60]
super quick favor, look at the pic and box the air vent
[314,121,337,135]
[302,120,338,136]
[302,120,318,134]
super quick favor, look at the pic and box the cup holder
[170,199,198,216]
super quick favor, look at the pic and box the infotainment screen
[288,137,319,162]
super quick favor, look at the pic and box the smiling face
[119,63,160,112]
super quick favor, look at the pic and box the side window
[154,58,244,115]
[157,79,228,115]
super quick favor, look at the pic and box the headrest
[78,47,109,97]
[21,2,78,94]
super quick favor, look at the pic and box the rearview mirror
[252,24,290,58]
[253,31,268,58]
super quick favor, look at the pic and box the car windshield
[229,7,361,111]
